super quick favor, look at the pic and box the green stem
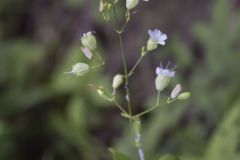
[112,6,133,126]
[118,33,133,119]
[99,88,128,114]
[113,6,120,30]
[113,99,128,114]
[134,91,161,118]
[91,63,104,69]
[128,55,144,77]
[94,51,105,65]
[120,9,131,32]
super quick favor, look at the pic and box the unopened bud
[99,0,104,12]
[126,0,139,10]
[81,32,97,51]
[112,74,124,89]
[67,63,89,77]
[97,89,104,96]
[177,92,191,100]
[107,3,112,10]
[171,84,182,99]
[81,47,93,59]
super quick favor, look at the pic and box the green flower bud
[107,3,112,10]
[81,32,97,51]
[177,92,191,100]
[112,74,124,89]
[97,89,104,96]
[69,63,89,77]
[126,0,139,10]
[147,39,158,51]
[155,74,170,91]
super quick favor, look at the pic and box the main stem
[118,33,133,123]
[113,6,143,160]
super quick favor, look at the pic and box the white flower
[148,29,167,46]
[156,66,175,77]
[155,64,175,91]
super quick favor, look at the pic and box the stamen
[166,61,171,69]
[171,64,177,70]
[160,62,163,68]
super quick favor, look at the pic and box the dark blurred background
[0,0,240,160]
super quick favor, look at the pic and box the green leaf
[205,100,240,160]
[159,154,180,160]
[109,148,131,160]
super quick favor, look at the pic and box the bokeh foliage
[0,0,240,160]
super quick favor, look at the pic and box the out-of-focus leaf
[109,148,131,160]
[205,100,240,160]
[159,154,180,160]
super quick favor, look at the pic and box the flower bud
[99,0,104,12]
[126,0,139,10]
[147,39,158,51]
[112,74,124,89]
[171,84,182,99]
[155,74,170,91]
[69,63,89,77]
[81,47,93,59]
[81,32,97,51]
[177,92,191,100]
[97,89,104,96]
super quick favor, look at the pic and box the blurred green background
[0,0,240,160]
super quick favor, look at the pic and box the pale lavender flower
[156,66,175,77]
[148,29,167,45]
[155,63,175,91]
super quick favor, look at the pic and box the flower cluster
[65,2,191,160]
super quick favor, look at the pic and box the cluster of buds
[171,84,191,100]
[66,31,98,76]
[154,64,191,101]
[99,0,149,21]
[99,0,115,21]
